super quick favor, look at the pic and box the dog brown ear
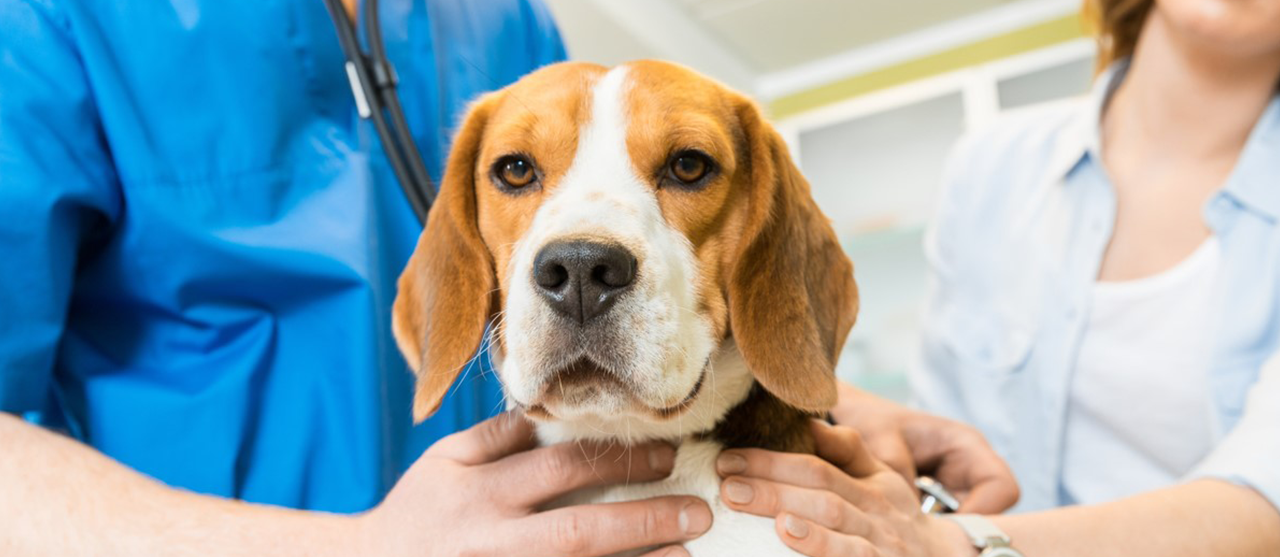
[393,96,499,422]
[727,99,859,414]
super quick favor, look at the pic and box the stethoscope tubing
[322,0,435,225]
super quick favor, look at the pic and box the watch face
[982,547,1026,557]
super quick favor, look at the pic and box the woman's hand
[832,382,1019,513]
[715,421,973,557]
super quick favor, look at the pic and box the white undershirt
[1061,237,1221,505]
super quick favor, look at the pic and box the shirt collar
[1046,59,1128,182]
[1221,94,1280,222]
[1052,58,1280,222]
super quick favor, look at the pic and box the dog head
[392,61,856,439]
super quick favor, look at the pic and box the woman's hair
[1083,0,1154,70]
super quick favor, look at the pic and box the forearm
[0,413,360,556]
[989,480,1280,557]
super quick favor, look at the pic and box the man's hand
[0,410,707,557]
[831,382,1019,513]
[358,411,713,557]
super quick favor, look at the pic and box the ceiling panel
[543,0,657,68]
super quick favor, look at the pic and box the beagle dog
[392,60,858,556]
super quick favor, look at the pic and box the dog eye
[495,156,537,189]
[667,151,713,185]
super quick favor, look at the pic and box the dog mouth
[523,357,708,420]
[654,369,706,418]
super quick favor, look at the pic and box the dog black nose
[533,240,637,324]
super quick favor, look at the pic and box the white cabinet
[782,41,1095,401]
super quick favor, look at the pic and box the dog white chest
[556,438,802,557]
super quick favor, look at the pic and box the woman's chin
[1156,0,1280,57]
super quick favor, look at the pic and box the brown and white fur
[392,61,858,556]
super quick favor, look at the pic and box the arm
[989,480,1279,557]
[0,413,355,556]
[716,422,1280,557]
[1,410,709,557]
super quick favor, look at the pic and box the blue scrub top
[0,0,564,512]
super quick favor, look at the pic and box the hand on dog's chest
[549,437,802,557]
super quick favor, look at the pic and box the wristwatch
[915,476,960,514]
[943,514,1025,557]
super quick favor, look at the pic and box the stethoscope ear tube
[322,0,435,226]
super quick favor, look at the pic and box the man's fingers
[775,513,880,557]
[809,421,888,478]
[427,411,538,465]
[518,496,712,557]
[718,476,872,537]
[488,440,677,508]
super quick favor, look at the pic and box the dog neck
[700,383,816,453]
[532,340,816,454]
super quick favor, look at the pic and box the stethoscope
[322,0,435,225]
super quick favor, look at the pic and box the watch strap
[943,514,1013,549]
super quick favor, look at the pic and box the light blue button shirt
[910,60,1280,512]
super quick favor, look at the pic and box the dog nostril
[537,262,569,290]
[592,258,635,288]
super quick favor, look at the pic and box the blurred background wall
[542,0,1097,401]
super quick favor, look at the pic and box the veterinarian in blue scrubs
[0,1,731,554]
[1,0,555,509]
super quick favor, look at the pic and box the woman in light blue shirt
[710,0,1280,555]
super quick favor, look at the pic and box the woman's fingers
[809,420,891,478]
[861,433,918,483]
[716,447,880,508]
[717,449,844,490]
[775,514,881,557]
[714,424,889,497]
[956,475,1021,513]
[719,476,872,538]
[936,436,1019,513]
[905,418,1020,513]
[488,440,677,508]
